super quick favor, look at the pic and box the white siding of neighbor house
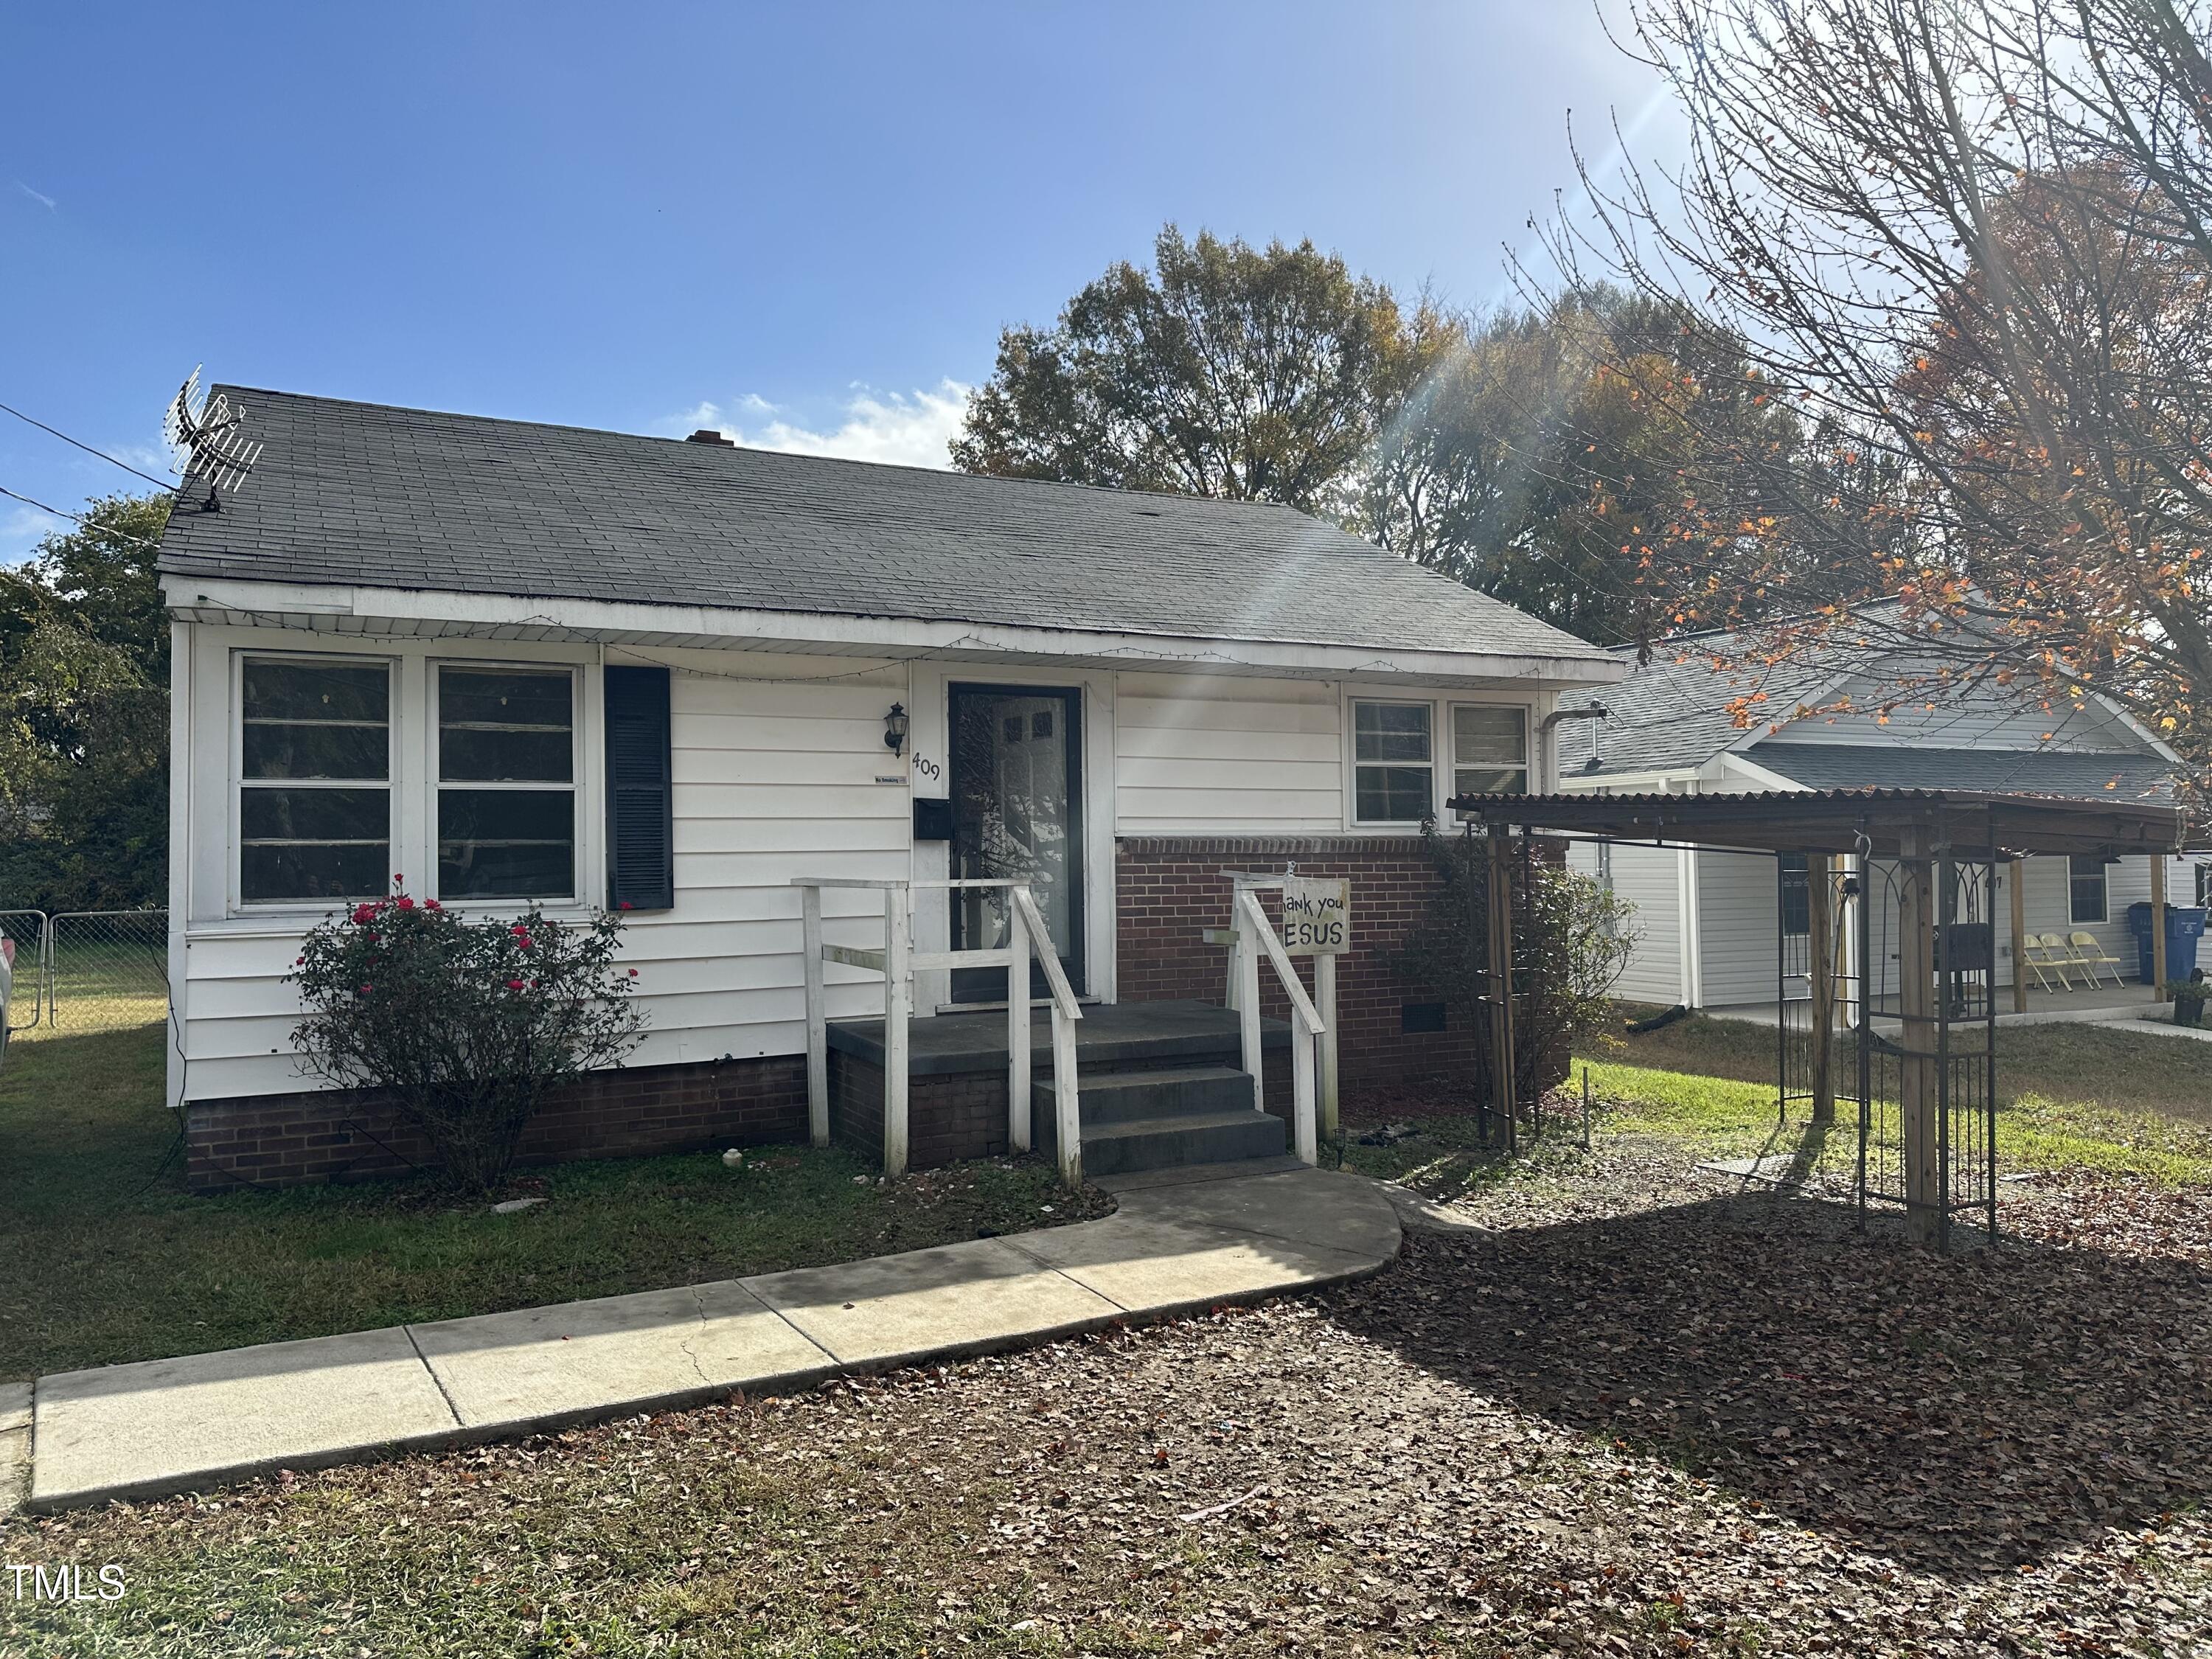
[1694,850,1784,1007]
[1574,841,1686,1005]
[171,622,1557,1107]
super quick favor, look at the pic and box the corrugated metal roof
[1746,742,2175,803]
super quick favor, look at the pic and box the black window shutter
[604,666,674,910]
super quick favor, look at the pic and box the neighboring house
[158,387,1623,1187]
[1559,619,2186,1009]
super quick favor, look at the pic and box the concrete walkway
[9,1160,1398,1514]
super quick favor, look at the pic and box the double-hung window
[1780,852,1812,936]
[437,665,578,901]
[2068,855,2109,925]
[1451,705,1529,799]
[238,657,393,904]
[1352,701,1434,824]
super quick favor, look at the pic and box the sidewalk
[10,1160,1399,1514]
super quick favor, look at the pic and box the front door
[947,684,1085,1004]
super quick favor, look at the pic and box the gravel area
[6,1137,2208,1657]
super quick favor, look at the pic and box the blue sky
[1,2,1677,563]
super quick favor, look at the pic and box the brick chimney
[686,428,735,446]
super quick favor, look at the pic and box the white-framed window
[1450,704,1530,799]
[2069,855,2109,925]
[1351,700,1434,824]
[434,663,580,902]
[236,655,394,905]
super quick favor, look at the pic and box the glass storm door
[947,684,1084,1004]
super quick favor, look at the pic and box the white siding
[1695,850,1782,1006]
[1596,841,1686,1004]
[174,631,912,1103]
[1114,674,1343,835]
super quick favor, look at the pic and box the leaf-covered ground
[8,1125,2209,1658]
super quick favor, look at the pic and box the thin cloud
[14,180,56,209]
[665,380,973,470]
[1,504,55,565]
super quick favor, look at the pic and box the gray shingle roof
[1586,636,1844,773]
[1746,742,2177,803]
[154,386,1615,667]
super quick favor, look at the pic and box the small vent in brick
[1401,1001,1447,1034]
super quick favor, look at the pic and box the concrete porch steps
[1036,1064,1287,1176]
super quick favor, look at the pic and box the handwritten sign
[1281,877,1350,956]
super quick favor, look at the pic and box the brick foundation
[184,1054,810,1192]
[1116,835,1477,1088]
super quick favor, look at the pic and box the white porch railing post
[1237,888,1324,1169]
[1314,948,1339,1150]
[1006,896,1032,1153]
[1236,888,1264,1110]
[883,887,911,1178]
[800,883,828,1147]
[1051,1003,1080,1187]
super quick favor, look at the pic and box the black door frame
[947,681,1085,1003]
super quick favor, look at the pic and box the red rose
[425,899,442,911]
[393,873,404,883]
[395,896,415,911]
[505,978,524,990]
[618,900,633,911]
[628,967,639,977]
[350,903,376,925]
[358,984,372,994]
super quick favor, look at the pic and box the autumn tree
[1551,0,2212,780]
[951,225,1433,512]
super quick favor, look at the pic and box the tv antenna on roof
[163,366,263,509]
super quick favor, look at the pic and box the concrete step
[1043,1107,1289,1178]
[1035,1065,1253,1127]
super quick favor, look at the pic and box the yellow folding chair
[2023,933,2076,992]
[2066,930,2128,990]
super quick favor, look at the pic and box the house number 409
[911,754,941,782]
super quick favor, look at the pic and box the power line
[0,484,167,552]
[0,397,175,489]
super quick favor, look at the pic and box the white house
[1559,622,2188,1011]
[159,387,1624,1187]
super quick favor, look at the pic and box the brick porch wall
[184,1054,810,1192]
[1115,835,1475,1088]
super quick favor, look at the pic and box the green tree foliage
[290,894,646,1192]
[1352,288,1806,643]
[953,230,1800,644]
[951,225,1434,512]
[0,493,173,913]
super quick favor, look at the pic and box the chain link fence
[0,912,171,1053]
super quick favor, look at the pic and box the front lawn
[0,1024,1102,1382]
[1341,1006,2212,1197]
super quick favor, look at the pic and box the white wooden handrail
[793,877,1083,1185]
[1233,888,1325,1165]
[1009,884,1085,1186]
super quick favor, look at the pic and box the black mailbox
[912,796,954,841]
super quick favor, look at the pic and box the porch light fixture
[883,703,909,757]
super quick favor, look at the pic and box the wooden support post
[1485,830,1518,1150]
[1808,852,1835,1123]
[1315,950,1340,1148]
[1898,825,1941,1246]
[1006,898,1032,1153]
[2009,856,2030,1015]
[883,890,911,1178]
[801,884,828,1147]
[2152,852,2170,1001]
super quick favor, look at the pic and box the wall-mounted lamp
[883,702,909,758]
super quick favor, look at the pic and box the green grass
[0,1023,1093,1382]
[1340,1007,2212,1194]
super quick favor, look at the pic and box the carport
[1447,789,2187,1248]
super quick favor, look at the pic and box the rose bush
[288,881,645,1192]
